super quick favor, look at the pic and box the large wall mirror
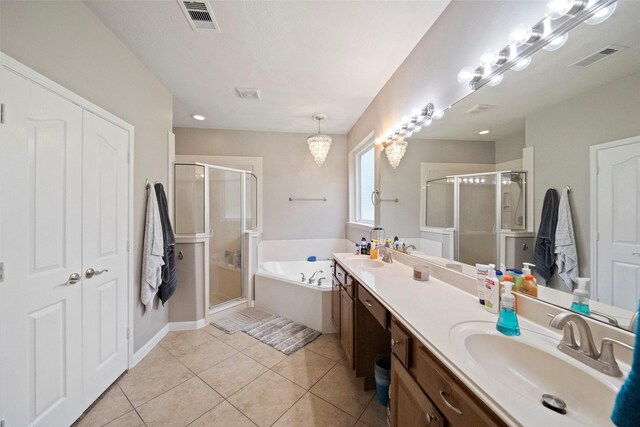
[379,0,640,333]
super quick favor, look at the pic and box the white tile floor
[74,329,387,427]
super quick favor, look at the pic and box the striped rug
[244,317,321,355]
[210,307,276,334]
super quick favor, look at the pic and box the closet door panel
[0,70,84,427]
[81,110,129,406]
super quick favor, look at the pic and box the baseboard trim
[131,319,206,367]
[131,323,169,367]
[169,319,206,331]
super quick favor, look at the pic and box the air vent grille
[571,45,628,68]
[235,88,262,100]
[178,0,219,31]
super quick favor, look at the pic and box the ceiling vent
[235,88,262,100]
[178,0,219,31]
[571,45,628,68]
[465,104,495,114]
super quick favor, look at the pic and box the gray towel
[555,188,579,289]
[533,188,559,281]
[141,187,164,309]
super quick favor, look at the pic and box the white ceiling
[85,0,450,134]
[410,0,640,142]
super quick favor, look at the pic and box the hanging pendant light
[307,114,332,166]
[385,139,408,169]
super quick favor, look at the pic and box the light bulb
[405,131,413,138]
[432,110,444,120]
[546,0,584,20]
[411,108,421,117]
[543,32,569,51]
[512,56,532,71]
[457,66,478,84]
[423,119,432,127]
[585,1,617,24]
[413,125,422,133]
[510,24,534,47]
[487,74,504,87]
[480,49,499,66]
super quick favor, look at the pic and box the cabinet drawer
[391,319,411,368]
[335,263,347,286]
[358,284,387,329]
[412,344,502,427]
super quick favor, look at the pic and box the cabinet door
[391,356,443,427]
[332,276,341,335]
[81,111,130,406]
[0,69,84,427]
[340,288,354,367]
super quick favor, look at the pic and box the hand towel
[141,187,165,309]
[611,315,640,426]
[554,188,579,289]
[155,183,177,305]
[533,188,559,282]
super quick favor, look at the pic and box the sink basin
[344,257,385,269]
[449,321,620,426]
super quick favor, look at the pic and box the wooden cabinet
[331,274,341,336]
[391,355,444,427]
[340,287,354,366]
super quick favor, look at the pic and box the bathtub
[255,260,334,333]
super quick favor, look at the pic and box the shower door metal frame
[174,162,258,311]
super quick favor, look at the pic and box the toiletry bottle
[361,238,368,255]
[484,264,500,314]
[502,275,517,312]
[507,268,523,292]
[521,274,538,298]
[355,243,361,255]
[496,281,520,336]
[522,262,535,276]
[571,277,591,315]
[475,264,490,305]
[370,240,379,260]
[393,236,399,250]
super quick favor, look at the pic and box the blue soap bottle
[571,277,591,316]
[496,281,520,336]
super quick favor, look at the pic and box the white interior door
[596,139,640,310]
[81,111,129,405]
[0,70,84,427]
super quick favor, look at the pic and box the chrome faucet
[549,312,633,377]
[308,269,323,284]
[404,244,417,254]
[378,246,393,263]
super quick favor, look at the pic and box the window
[355,144,375,224]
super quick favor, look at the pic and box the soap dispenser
[520,262,538,298]
[571,277,591,315]
[496,281,520,336]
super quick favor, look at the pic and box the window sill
[347,221,374,232]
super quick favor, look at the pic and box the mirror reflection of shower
[501,171,526,231]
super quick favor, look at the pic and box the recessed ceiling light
[479,129,491,135]
[192,114,205,121]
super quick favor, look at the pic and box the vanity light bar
[379,103,436,147]
[466,0,618,91]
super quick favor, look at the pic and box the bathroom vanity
[332,253,628,426]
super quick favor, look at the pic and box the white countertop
[333,253,625,427]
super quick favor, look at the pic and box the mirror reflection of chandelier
[307,114,332,166]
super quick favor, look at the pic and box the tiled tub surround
[334,252,634,427]
[74,326,386,427]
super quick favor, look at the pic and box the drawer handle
[424,412,437,424]
[364,299,373,307]
[439,390,463,416]
[391,338,402,347]
[337,272,343,277]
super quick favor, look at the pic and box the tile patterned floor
[74,331,387,427]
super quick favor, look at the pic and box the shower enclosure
[426,171,526,266]
[174,162,258,310]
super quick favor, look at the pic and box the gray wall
[495,129,525,165]
[174,128,348,240]
[380,139,495,238]
[1,1,173,352]
[526,71,640,286]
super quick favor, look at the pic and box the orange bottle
[521,274,538,298]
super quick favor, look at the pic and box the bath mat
[244,317,321,355]
[211,308,275,334]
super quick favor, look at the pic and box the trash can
[374,353,391,406]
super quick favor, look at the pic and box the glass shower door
[457,173,498,265]
[208,168,243,307]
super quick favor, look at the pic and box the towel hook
[566,185,571,193]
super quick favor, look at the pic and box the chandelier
[307,114,332,166]
[385,139,407,169]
